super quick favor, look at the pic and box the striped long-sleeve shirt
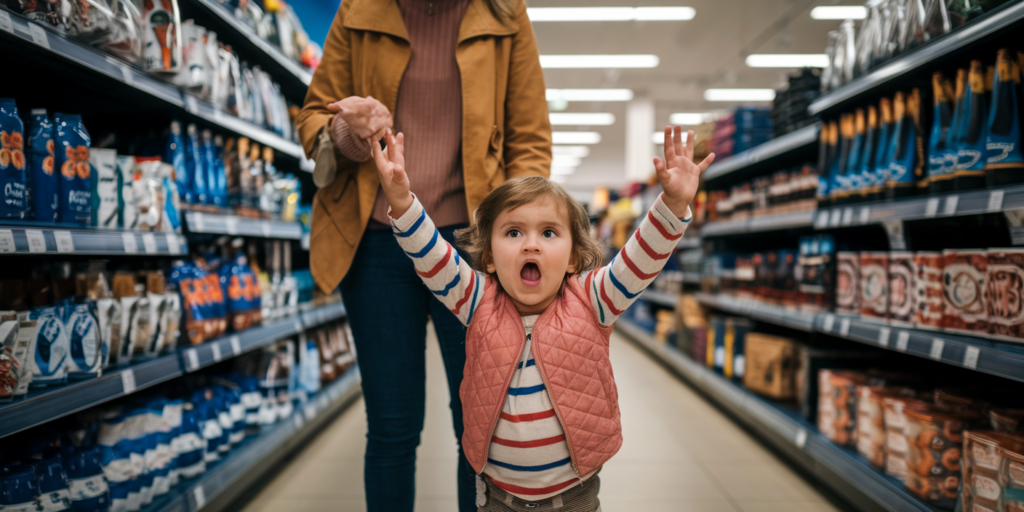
[391,193,690,499]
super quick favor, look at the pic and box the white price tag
[225,217,239,235]
[930,339,945,361]
[105,56,133,86]
[822,314,835,332]
[944,196,959,216]
[184,95,198,114]
[186,348,199,371]
[859,207,871,224]
[295,320,303,332]
[305,404,317,421]
[925,198,940,217]
[122,233,138,254]
[963,346,981,369]
[142,233,157,254]
[120,369,136,395]
[26,22,48,49]
[990,190,1006,212]
[841,208,854,226]
[211,343,222,362]
[25,230,46,253]
[261,222,272,237]
[165,233,180,255]
[815,211,830,229]
[795,429,808,449]
[192,212,205,232]
[0,11,13,33]
[896,331,910,352]
[839,318,851,337]
[193,486,206,508]
[53,230,74,253]
[829,209,842,227]
[0,229,15,253]
[878,327,891,347]
[230,335,241,355]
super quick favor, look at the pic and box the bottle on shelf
[816,121,834,208]
[985,48,1024,186]
[929,72,957,193]
[848,109,865,200]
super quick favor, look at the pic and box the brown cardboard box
[743,333,799,399]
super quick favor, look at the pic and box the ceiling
[530,0,848,197]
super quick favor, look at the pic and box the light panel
[652,130,689,145]
[809,6,867,19]
[549,113,616,125]
[552,146,591,158]
[551,167,576,176]
[552,132,602,144]
[704,88,776,102]
[540,55,660,69]
[669,113,709,126]
[746,54,829,68]
[527,6,695,21]
[546,89,634,102]
[551,156,583,167]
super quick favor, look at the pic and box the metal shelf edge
[703,123,820,181]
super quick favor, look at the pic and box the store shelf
[149,366,361,512]
[642,289,678,308]
[695,292,1024,384]
[813,183,1024,230]
[185,212,304,239]
[702,123,820,182]
[300,233,310,251]
[0,301,347,439]
[702,210,816,237]
[682,274,701,285]
[677,236,701,250]
[0,8,306,162]
[0,225,186,255]
[809,1,1024,116]
[617,318,940,512]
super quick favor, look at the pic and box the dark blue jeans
[341,226,476,512]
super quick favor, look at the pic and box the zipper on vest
[478,322,528,475]
[531,330,582,479]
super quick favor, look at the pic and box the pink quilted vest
[462,273,621,477]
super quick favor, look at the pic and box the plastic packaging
[943,249,988,335]
[68,0,143,63]
[888,252,915,325]
[142,0,182,73]
[0,99,28,219]
[886,89,926,198]
[914,252,945,330]
[34,455,72,512]
[54,113,92,225]
[904,407,973,506]
[64,446,111,512]
[857,105,881,200]
[985,248,1024,341]
[28,110,57,222]
[89,148,119,228]
[836,252,860,315]
[818,369,867,446]
[882,395,930,479]
[928,73,958,191]
[28,305,70,388]
[65,302,103,379]
[952,62,990,190]
[986,48,1024,185]
[860,252,889,320]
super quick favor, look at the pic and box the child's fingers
[370,137,390,175]
[684,130,695,161]
[385,129,398,162]
[653,156,667,178]
[696,152,716,174]
[394,132,406,168]
[663,126,676,163]
[675,127,686,162]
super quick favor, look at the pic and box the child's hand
[653,126,715,219]
[371,129,414,218]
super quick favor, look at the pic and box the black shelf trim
[184,212,304,240]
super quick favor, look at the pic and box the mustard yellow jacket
[297,0,552,293]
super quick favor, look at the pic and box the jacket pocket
[485,125,505,187]
[312,172,361,248]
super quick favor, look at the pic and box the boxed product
[986,249,1024,342]
[796,346,881,422]
[743,332,799,399]
[797,235,836,312]
[904,407,975,507]
[914,252,945,330]
[835,251,860,315]
[943,250,989,335]
[888,252,916,325]
[860,252,889,321]
[0,98,27,220]
[961,431,1024,512]
[818,369,868,446]
[856,385,917,469]
[882,395,931,480]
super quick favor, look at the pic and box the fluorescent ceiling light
[553,146,591,158]
[552,156,583,167]
[809,6,867,19]
[551,174,571,183]
[553,132,602,144]
[704,88,776,102]
[669,113,710,126]
[746,54,829,68]
[540,55,660,69]
[546,89,634,102]
[652,131,688,145]
[527,6,695,21]
[549,113,616,126]
[551,167,576,176]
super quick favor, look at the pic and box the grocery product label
[39,488,71,512]
[69,474,108,500]
[972,473,1001,501]
[2,501,39,512]
[986,250,1024,340]
[888,254,915,323]
[53,231,73,253]
[27,23,48,49]
[971,443,1001,471]
[66,303,101,377]
[944,251,989,333]
[142,233,157,254]
[0,229,14,253]
[860,254,889,318]
[914,253,945,329]
[26,229,45,252]
[990,190,1005,212]
[1009,461,1024,486]
[886,431,909,453]
[29,307,68,386]
[925,198,940,217]
[929,339,945,360]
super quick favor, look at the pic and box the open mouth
[520,262,542,287]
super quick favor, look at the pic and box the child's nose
[523,235,541,252]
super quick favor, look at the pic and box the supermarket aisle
[241,328,841,512]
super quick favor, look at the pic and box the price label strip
[211,343,222,362]
[53,231,74,253]
[944,195,959,216]
[795,429,808,449]
[26,23,48,49]
[896,331,910,352]
[859,207,871,224]
[193,486,206,509]
[822,314,835,333]
[0,10,13,33]
[122,233,138,254]
[930,339,945,361]
[142,233,157,254]
[815,211,830,229]
[225,217,239,235]
[120,369,136,395]
[25,230,46,253]
[990,190,1006,212]
[0,229,15,253]
[878,328,891,348]
[925,198,940,217]
[186,348,200,371]
[838,318,851,337]
[230,335,241,356]
[829,209,842,227]
[841,208,853,226]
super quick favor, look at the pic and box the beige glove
[313,125,337,188]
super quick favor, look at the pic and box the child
[371,126,713,511]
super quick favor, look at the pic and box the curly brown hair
[456,176,604,276]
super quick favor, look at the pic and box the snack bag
[142,0,182,72]
[89,148,119,228]
[220,250,261,332]
[96,297,122,370]
[185,123,206,204]
[54,113,92,225]
[65,302,103,379]
[28,109,57,222]
[0,99,28,219]
[165,120,190,203]
[28,305,70,388]
[173,21,208,90]
[68,0,143,63]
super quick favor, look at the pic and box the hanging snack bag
[943,249,988,335]
[0,99,27,219]
[65,302,102,379]
[89,148,119,228]
[28,305,70,388]
[142,0,182,73]
[914,252,945,330]
[28,110,57,222]
[54,113,92,225]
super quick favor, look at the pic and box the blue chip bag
[0,99,28,219]
[185,123,206,204]
[54,113,92,225]
[165,120,191,203]
[28,109,58,222]
[29,305,70,388]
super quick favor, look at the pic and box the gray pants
[477,473,601,512]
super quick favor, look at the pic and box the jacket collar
[343,0,519,43]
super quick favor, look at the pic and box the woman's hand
[328,96,393,143]
[371,129,414,218]
[653,126,715,219]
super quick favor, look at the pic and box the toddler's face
[487,195,575,315]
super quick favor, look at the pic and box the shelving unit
[694,292,1024,383]
[702,210,816,237]
[0,226,186,255]
[616,318,940,512]
[702,123,820,182]
[808,1,1024,116]
[184,212,304,239]
[0,302,347,439]
[642,289,678,308]
[149,366,361,512]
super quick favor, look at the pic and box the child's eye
[543,229,556,238]
[507,229,521,238]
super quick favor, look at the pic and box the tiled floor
[241,329,842,512]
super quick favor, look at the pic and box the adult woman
[296,0,551,510]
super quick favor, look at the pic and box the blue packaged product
[28,109,58,222]
[66,302,104,380]
[175,404,206,479]
[299,335,321,395]
[928,72,958,188]
[200,130,221,206]
[212,135,228,207]
[214,393,232,454]
[220,250,261,332]
[64,447,110,512]
[185,124,206,204]
[856,106,880,199]
[0,464,40,512]
[829,116,849,202]
[0,99,28,219]
[815,122,832,202]
[29,305,70,388]
[54,113,92,225]
[886,90,925,194]
[34,455,72,512]
[194,393,223,463]
[847,111,865,196]
[97,411,139,512]
[237,376,262,429]
[986,49,1024,180]
[158,399,182,488]
[869,98,894,197]
[165,120,190,203]
[952,62,989,184]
